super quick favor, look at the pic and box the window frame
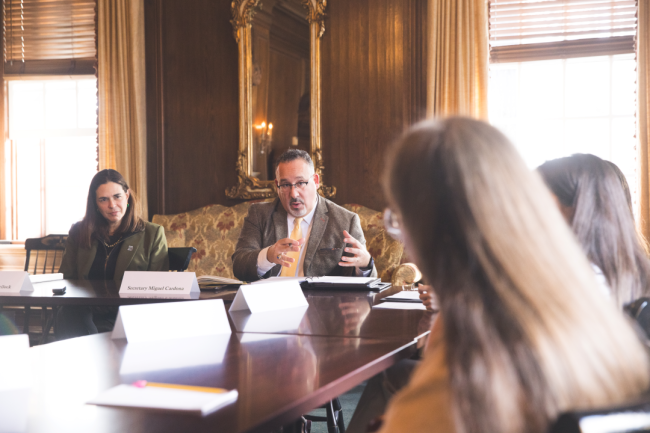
[487,1,640,208]
[2,75,98,240]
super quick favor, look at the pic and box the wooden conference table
[0,280,434,433]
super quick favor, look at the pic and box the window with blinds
[3,0,96,74]
[488,0,640,212]
[489,0,637,63]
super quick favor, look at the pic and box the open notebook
[197,275,244,289]
[301,276,391,292]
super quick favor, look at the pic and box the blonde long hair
[385,118,649,433]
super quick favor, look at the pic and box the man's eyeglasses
[278,180,311,192]
[383,208,402,240]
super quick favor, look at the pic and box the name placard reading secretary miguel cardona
[119,271,200,297]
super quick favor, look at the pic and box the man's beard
[288,198,307,217]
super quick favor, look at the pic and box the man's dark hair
[275,149,314,172]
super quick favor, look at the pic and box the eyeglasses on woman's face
[383,208,402,240]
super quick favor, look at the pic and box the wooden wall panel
[321,0,426,211]
[145,0,240,217]
[145,0,425,216]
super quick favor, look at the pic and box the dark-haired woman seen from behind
[56,169,168,340]
[378,118,649,433]
[538,154,650,308]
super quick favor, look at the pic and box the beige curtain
[639,0,650,240]
[98,0,148,219]
[427,0,489,119]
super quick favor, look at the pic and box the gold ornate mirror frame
[227,0,336,199]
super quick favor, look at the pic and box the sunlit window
[488,0,638,209]
[489,54,637,192]
[6,79,98,239]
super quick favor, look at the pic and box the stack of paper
[307,276,379,285]
[374,302,427,310]
[250,276,306,285]
[88,384,238,416]
[383,291,422,303]
[197,275,243,289]
[374,290,428,310]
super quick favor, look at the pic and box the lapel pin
[127,245,133,251]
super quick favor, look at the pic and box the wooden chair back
[24,235,67,275]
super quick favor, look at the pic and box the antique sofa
[152,200,421,286]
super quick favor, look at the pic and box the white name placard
[119,334,232,375]
[230,305,308,333]
[0,272,34,294]
[229,280,307,313]
[0,388,30,433]
[0,334,31,391]
[119,271,199,297]
[112,299,231,343]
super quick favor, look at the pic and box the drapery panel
[638,0,650,239]
[97,0,147,219]
[427,0,489,119]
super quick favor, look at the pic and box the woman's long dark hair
[77,169,144,248]
[538,154,650,307]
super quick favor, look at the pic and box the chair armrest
[391,263,423,287]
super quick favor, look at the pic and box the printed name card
[119,334,232,375]
[0,334,31,391]
[230,306,308,333]
[0,271,34,294]
[229,280,308,313]
[112,299,232,343]
[119,271,200,297]
[0,388,30,433]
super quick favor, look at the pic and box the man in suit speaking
[232,149,377,281]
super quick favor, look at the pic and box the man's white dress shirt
[255,199,370,277]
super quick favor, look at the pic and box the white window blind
[490,0,637,62]
[3,0,96,74]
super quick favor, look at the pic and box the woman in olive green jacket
[59,221,168,281]
[56,169,168,340]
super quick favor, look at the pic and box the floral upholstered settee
[152,200,421,285]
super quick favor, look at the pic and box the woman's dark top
[88,231,137,280]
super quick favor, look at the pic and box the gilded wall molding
[226,0,335,200]
[313,149,336,197]
[230,0,262,42]
[302,0,327,38]
[226,151,276,199]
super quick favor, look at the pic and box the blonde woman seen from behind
[379,118,650,433]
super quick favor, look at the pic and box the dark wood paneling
[145,0,426,216]
[145,0,240,217]
[321,0,426,212]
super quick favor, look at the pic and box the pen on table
[133,380,228,394]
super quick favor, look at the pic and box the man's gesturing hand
[338,230,372,268]
[268,238,304,268]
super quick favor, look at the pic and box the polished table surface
[0,280,401,308]
[0,281,434,433]
[229,290,433,340]
[4,332,419,433]
[0,280,431,340]
[0,279,238,306]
